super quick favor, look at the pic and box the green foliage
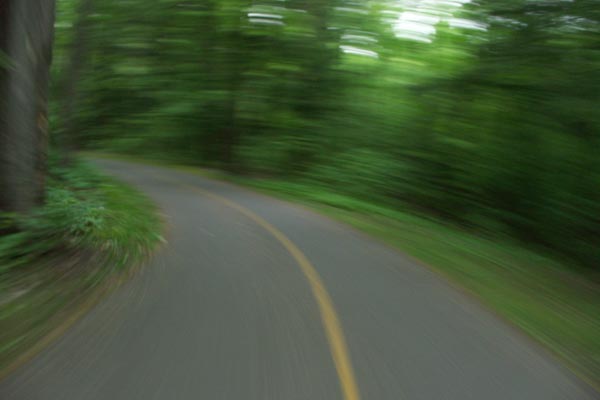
[51,0,600,269]
[0,157,161,275]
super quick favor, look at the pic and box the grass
[0,157,162,373]
[87,151,600,389]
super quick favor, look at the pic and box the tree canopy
[51,0,600,268]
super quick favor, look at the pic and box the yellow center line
[181,183,362,400]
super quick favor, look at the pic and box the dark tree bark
[57,0,93,164]
[220,31,244,173]
[0,0,56,213]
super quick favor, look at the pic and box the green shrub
[0,158,161,276]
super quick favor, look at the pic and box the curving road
[1,159,597,400]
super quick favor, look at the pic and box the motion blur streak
[0,0,599,398]
[44,0,599,271]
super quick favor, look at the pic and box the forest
[46,0,599,269]
[1,0,600,392]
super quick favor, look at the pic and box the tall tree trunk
[221,31,243,172]
[0,0,56,214]
[57,0,93,164]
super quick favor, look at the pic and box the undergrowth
[0,158,161,276]
[0,156,162,372]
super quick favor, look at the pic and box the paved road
[1,159,597,400]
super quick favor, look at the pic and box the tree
[56,0,93,164]
[49,0,599,268]
[0,0,56,213]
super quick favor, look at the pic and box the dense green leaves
[53,0,599,268]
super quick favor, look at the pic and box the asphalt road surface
[1,159,597,400]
